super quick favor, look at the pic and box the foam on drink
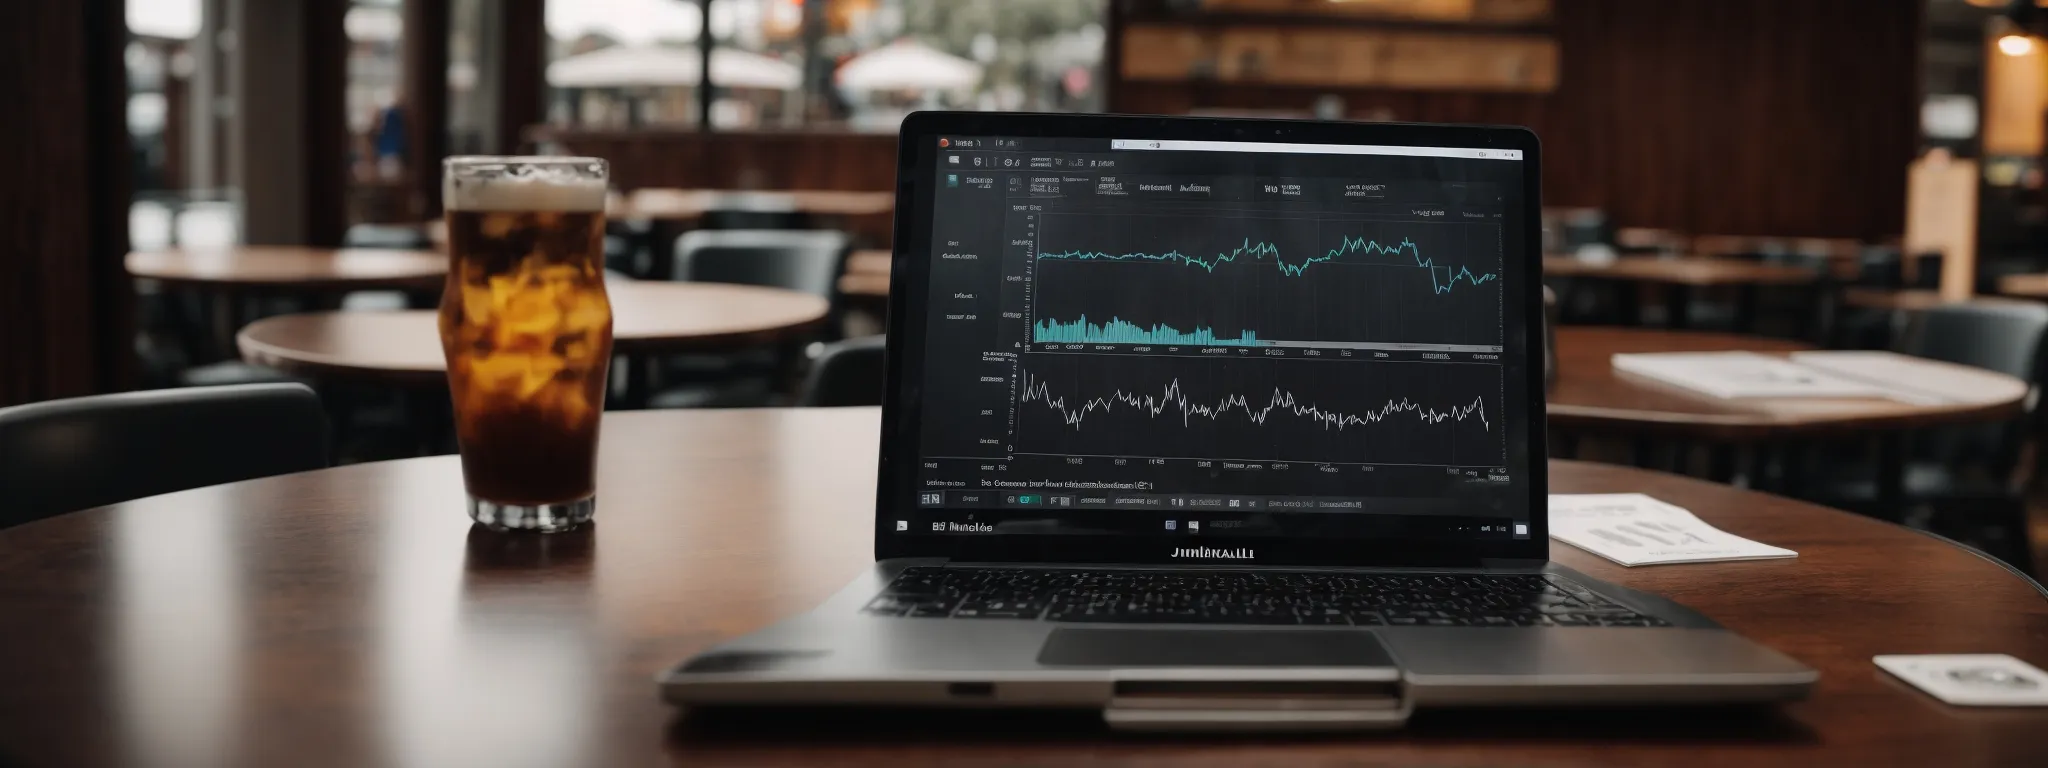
[444,161,607,213]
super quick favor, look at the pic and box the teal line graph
[1035,236,1499,294]
[1034,315,1258,346]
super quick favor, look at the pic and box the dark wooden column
[0,0,133,406]
[303,0,349,246]
[498,0,547,154]
[698,0,716,130]
[404,0,452,218]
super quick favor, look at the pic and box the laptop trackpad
[1037,628,1394,667]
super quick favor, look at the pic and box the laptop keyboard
[863,567,1670,627]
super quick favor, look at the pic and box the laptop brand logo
[1172,547,1254,560]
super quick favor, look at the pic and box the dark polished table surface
[2,408,2045,767]
[1548,327,2028,440]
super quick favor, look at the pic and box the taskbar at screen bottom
[889,507,1529,541]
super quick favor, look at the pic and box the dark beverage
[440,157,612,532]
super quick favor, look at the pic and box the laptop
[660,112,1816,730]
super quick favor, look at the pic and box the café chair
[1557,208,1609,250]
[797,335,887,408]
[649,230,853,408]
[1800,303,2048,573]
[0,384,330,529]
[1542,285,1558,388]
[671,229,851,300]
[343,223,432,249]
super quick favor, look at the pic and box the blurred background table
[236,281,827,394]
[612,188,895,221]
[1839,289,2037,312]
[1997,273,2048,300]
[1548,327,2028,440]
[1541,255,1819,288]
[1548,326,2029,515]
[839,248,893,301]
[127,246,450,370]
[1,408,2043,767]
[1543,255,1820,331]
[126,246,445,292]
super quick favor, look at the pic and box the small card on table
[1875,654,2048,707]
[1547,493,1797,567]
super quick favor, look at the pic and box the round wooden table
[614,188,895,221]
[1542,254,1818,287]
[838,248,893,299]
[1550,326,2029,505]
[1840,288,2035,312]
[127,246,446,291]
[236,281,829,388]
[0,408,2042,767]
[1548,327,2026,440]
[1998,272,2048,300]
[1544,255,1818,330]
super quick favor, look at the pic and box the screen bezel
[875,111,1547,567]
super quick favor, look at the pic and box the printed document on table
[1548,493,1797,566]
[1610,351,1888,399]
[1788,350,2016,406]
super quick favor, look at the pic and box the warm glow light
[2000,33,2036,57]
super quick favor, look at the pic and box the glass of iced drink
[440,156,613,532]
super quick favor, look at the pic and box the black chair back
[798,335,887,407]
[1542,284,1559,388]
[0,384,330,529]
[672,229,851,300]
[1559,210,1609,250]
[343,223,431,249]
[1856,246,1905,288]
[1895,303,2048,471]
[1909,252,1946,290]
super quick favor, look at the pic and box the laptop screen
[896,126,1535,552]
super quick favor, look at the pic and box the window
[545,0,1106,132]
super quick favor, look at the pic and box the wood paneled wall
[0,0,132,406]
[1111,0,1924,240]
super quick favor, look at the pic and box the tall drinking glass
[440,157,613,532]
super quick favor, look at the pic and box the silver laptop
[660,112,1816,731]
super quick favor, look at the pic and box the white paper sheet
[1788,350,2015,406]
[1548,493,1798,566]
[1610,352,1888,399]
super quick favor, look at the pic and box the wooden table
[1840,288,2040,312]
[236,281,829,389]
[129,246,450,361]
[1543,255,1819,330]
[1998,272,2048,300]
[1547,327,2027,441]
[839,248,893,299]
[613,188,895,221]
[126,246,446,291]
[1549,326,2028,504]
[1,408,2043,767]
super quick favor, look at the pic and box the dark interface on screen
[901,135,1533,543]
